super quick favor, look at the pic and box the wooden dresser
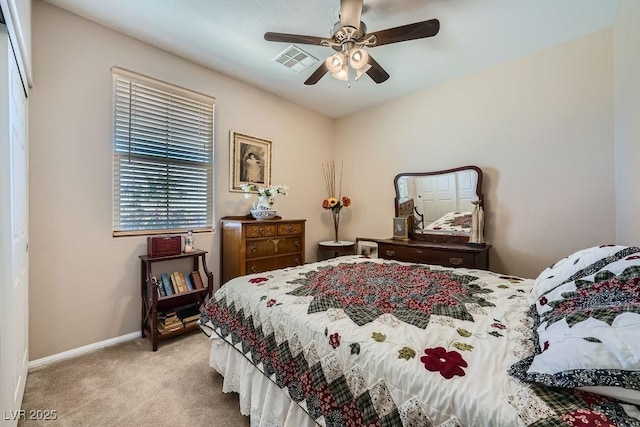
[361,238,491,270]
[220,216,306,284]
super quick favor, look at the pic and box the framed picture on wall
[229,130,272,192]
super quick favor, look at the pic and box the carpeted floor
[19,331,250,427]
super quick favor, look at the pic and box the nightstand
[318,240,355,260]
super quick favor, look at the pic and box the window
[112,67,215,236]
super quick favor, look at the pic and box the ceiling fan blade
[264,32,326,45]
[369,19,440,47]
[340,0,363,29]
[304,62,330,85]
[366,55,390,84]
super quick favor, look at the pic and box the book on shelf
[173,273,181,293]
[158,323,183,334]
[183,274,194,291]
[190,271,205,289]
[169,273,178,293]
[175,303,200,319]
[177,272,191,292]
[171,272,185,293]
[160,273,173,296]
[157,310,184,334]
[158,310,178,322]
[178,272,187,292]
[183,319,199,329]
[181,313,201,323]
[158,309,176,317]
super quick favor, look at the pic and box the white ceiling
[43,0,619,118]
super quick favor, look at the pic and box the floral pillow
[528,245,637,304]
[511,245,640,404]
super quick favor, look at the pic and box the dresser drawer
[246,254,304,275]
[379,243,475,268]
[246,239,274,259]
[277,222,303,236]
[245,237,303,259]
[245,224,277,239]
[276,237,303,254]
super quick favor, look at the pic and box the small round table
[318,240,356,260]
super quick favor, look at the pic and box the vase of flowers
[254,196,271,211]
[241,184,289,219]
[322,161,351,242]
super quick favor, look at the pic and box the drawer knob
[294,240,300,248]
[258,227,265,236]
[449,257,464,266]
[294,257,300,265]
[249,245,257,253]
[250,266,257,273]
[288,225,294,232]
[385,250,395,257]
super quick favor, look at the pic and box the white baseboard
[28,331,141,370]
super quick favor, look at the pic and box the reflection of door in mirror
[415,170,477,228]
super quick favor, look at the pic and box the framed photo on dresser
[355,239,378,258]
[393,217,410,240]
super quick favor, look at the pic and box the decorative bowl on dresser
[220,216,306,284]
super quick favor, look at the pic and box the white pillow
[528,245,634,304]
[512,245,640,404]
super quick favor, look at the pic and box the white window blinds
[112,67,215,236]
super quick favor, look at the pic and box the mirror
[394,166,483,243]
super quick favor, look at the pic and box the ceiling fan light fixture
[332,64,349,81]
[354,63,371,80]
[349,48,369,70]
[326,52,346,74]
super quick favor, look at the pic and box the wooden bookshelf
[139,250,213,351]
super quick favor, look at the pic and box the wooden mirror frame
[393,165,484,244]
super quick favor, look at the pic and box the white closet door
[0,26,28,427]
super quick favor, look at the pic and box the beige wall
[614,0,640,244]
[29,1,333,359]
[335,29,615,279]
[30,1,632,360]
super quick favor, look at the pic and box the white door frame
[0,25,29,427]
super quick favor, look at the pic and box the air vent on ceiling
[272,45,318,73]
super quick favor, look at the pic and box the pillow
[528,245,636,304]
[511,245,640,404]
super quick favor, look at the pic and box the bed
[423,211,472,233]
[199,246,640,426]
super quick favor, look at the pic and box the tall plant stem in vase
[332,209,340,243]
[322,161,351,243]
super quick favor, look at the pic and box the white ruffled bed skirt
[209,336,319,427]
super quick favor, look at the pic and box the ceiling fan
[264,0,440,85]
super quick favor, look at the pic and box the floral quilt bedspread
[200,256,640,427]
[424,211,472,233]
